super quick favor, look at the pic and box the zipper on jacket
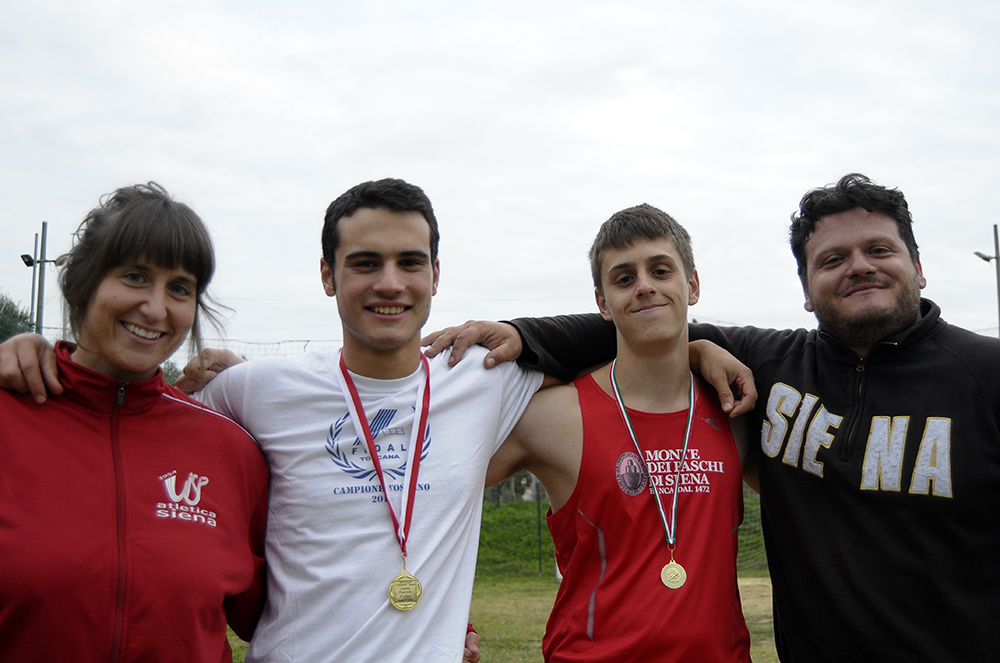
[839,356,867,461]
[834,339,899,462]
[109,381,128,663]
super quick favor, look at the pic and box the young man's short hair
[589,203,695,295]
[322,178,440,268]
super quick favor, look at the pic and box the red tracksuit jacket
[0,342,269,662]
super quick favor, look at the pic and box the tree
[0,291,32,342]
[162,360,182,386]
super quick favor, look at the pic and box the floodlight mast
[973,224,1000,336]
[20,222,62,334]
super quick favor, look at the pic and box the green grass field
[470,574,777,663]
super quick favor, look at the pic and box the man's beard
[811,274,922,353]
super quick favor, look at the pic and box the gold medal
[388,568,423,610]
[660,560,687,589]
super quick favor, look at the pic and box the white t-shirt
[198,346,542,663]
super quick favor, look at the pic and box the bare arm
[726,413,759,493]
[487,385,583,513]
[689,340,757,417]
[0,333,62,403]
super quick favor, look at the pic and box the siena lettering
[909,418,953,497]
[759,382,954,497]
[861,416,909,491]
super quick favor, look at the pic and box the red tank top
[542,374,751,662]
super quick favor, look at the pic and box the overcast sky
[3,0,1000,361]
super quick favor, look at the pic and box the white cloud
[2,0,1000,356]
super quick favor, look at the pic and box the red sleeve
[224,452,270,640]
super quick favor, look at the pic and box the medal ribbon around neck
[609,359,694,549]
[336,350,430,560]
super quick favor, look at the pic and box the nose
[634,271,657,295]
[845,250,876,277]
[373,264,406,294]
[140,286,168,322]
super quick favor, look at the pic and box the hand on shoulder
[422,320,522,368]
[175,348,245,394]
[0,333,62,403]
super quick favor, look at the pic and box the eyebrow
[121,262,198,284]
[343,249,431,261]
[812,234,903,259]
[606,253,675,274]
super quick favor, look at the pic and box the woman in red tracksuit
[0,183,270,663]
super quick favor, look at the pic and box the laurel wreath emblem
[326,410,431,481]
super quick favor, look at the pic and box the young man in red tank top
[488,204,753,662]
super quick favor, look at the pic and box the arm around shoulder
[0,333,63,403]
[175,348,245,394]
[508,313,616,381]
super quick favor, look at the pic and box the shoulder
[927,321,1000,378]
[935,320,1000,348]
[519,382,582,430]
[430,345,542,388]
[694,323,817,363]
[162,385,256,441]
[211,348,338,392]
[427,345,488,373]
[534,382,581,408]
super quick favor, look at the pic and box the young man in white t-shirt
[188,178,544,662]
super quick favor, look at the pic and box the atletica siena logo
[156,470,217,527]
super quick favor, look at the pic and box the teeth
[372,306,405,314]
[124,323,163,339]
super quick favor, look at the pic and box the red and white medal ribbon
[336,350,430,559]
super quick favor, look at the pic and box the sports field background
[0,330,775,662]
[229,475,776,662]
[472,474,776,662]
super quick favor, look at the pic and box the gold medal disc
[660,561,687,589]
[388,569,423,610]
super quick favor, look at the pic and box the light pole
[19,233,39,332]
[19,221,63,334]
[974,223,1000,336]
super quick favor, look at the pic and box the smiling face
[803,207,925,355]
[72,260,197,382]
[595,237,699,348]
[321,207,440,378]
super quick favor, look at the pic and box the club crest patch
[616,452,648,496]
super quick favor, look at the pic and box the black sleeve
[506,313,616,381]
[688,323,737,351]
[689,323,789,371]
